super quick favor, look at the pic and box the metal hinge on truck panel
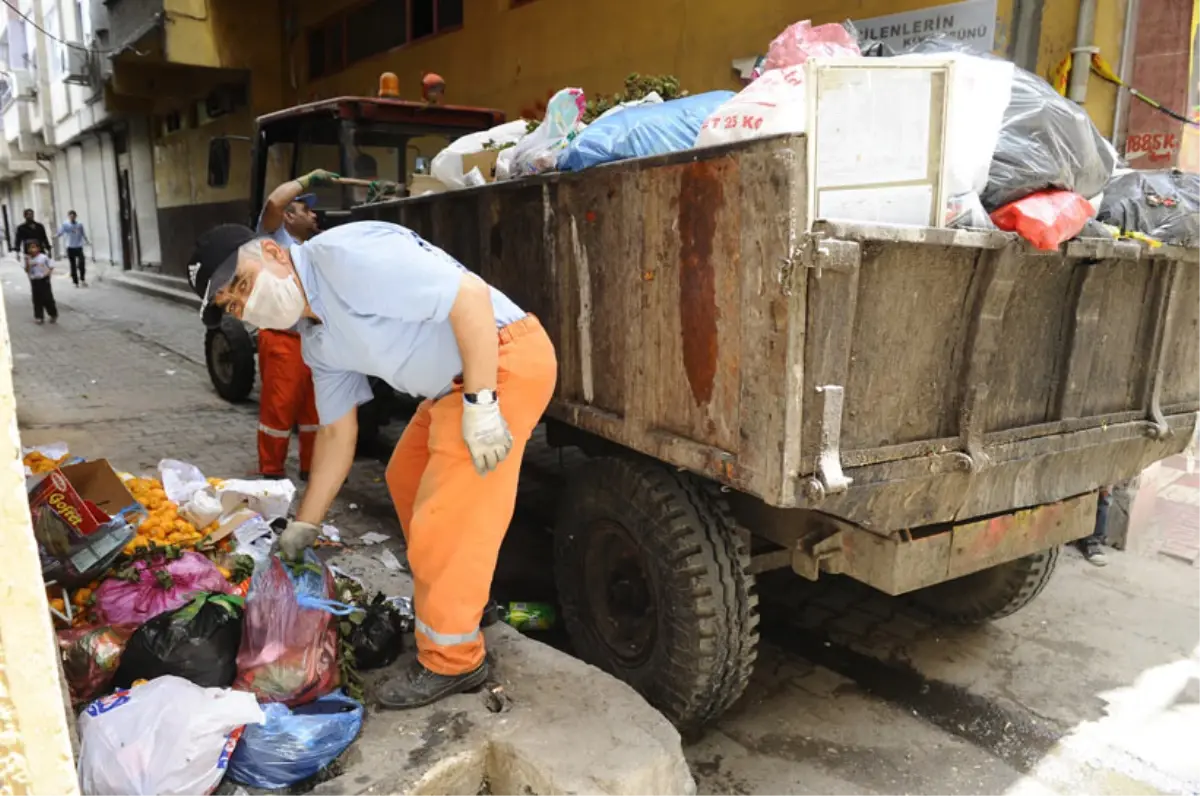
[791,234,861,280]
[804,385,853,502]
[1144,261,1183,441]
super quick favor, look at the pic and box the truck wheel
[909,547,1060,624]
[553,456,759,731]
[205,316,256,403]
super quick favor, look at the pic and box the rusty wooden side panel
[363,136,804,502]
[359,138,1199,534]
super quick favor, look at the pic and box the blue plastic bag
[558,91,735,172]
[227,691,363,789]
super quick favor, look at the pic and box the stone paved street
[8,260,1199,795]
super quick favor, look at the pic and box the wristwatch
[464,389,498,405]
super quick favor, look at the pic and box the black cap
[189,223,256,329]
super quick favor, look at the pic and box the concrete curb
[314,623,696,795]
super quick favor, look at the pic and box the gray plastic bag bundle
[1097,169,1200,246]
[906,37,1118,210]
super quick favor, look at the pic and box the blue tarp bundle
[558,91,735,172]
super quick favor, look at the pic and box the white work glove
[276,519,320,560]
[462,390,513,475]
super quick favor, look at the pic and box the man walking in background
[14,209,50,257]
[55,210,90,287]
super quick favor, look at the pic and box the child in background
[25,241,58,324]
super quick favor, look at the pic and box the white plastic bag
[181,486,223,527]
[78,676,264,795]
[495,146,519,181]
[509,87,586,177]
[695,65,807,149]
[430,120,529,190]
[217,478,296,521]
[158,459,208,504]
[225,509,278,568]
[894,52,1014,197]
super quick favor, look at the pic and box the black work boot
[377,657,489,710]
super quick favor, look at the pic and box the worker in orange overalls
[253,169,338,478]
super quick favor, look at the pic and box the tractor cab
[207,74,505,231]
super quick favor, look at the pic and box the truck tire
[909,546,1060,624]
[205,317,256,403]
[553,456,759,731]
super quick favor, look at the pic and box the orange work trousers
[258,329,319,476]
[385,316,557,675]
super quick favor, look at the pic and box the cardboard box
[408,174,448,196]
[29,460,137,584]
[461,149,500,183]
[29,469,108,537]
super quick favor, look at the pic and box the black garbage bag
[345,594,411,671]
[1097,169,1200,246]
[113,592,243,688]
[906,36,1118,210]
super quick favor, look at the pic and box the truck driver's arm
[260,169,338,234]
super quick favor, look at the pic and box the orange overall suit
[257,328,319,476]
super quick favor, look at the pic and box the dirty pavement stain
[407,709,475,768]
[678,162,723,407]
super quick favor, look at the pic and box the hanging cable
[1,0,131,55]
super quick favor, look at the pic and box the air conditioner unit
[10,69,36,100]
[64,46,92,85]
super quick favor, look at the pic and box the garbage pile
[25,444,409,795]
[418,19,1195,252]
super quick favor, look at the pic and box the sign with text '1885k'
[854,0,998,54]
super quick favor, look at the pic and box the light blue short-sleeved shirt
[291,221,525,425]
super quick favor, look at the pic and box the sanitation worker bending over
[190,221,557,708]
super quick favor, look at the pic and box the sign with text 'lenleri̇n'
[854,0,998,54]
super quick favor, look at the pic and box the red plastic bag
[58,624,136,704]
[762,20,861,72]
[234,553,339,706]
[94,551,232,626]
[990,190,1094,250]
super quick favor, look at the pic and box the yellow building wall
[290,0,1023,119]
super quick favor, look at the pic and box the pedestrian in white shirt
[24,241,57,324]
[55,210,90,287]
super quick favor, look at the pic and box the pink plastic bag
[762,20,861,72]
[234,553,339,706]
[990,190,1094,251]
[94,551,232,626]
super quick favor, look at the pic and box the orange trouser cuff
[385,316,557,675]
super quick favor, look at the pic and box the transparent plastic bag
[234,551,339,706]
[762,20,861,71]
[1097,169,1199,246]
[58,624,137,704]
[509,88,586,177]
[560,91,733,170]
[906,37,1117,209]
[77,676,263,795]
[158,459,207,504]
[227,692,363,789]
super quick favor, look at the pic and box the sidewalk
[1,263,695,794]
[1127,446,1200,566]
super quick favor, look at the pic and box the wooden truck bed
[359,134,1199,535]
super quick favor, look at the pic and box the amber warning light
[379,72,400,98]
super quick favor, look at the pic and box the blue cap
[295,193,318,208]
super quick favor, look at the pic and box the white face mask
[242,269,306,329]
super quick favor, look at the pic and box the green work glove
[299,169,340,189]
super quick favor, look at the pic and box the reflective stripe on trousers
[386,316,558,675]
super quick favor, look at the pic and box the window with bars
[307,0,464,81]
